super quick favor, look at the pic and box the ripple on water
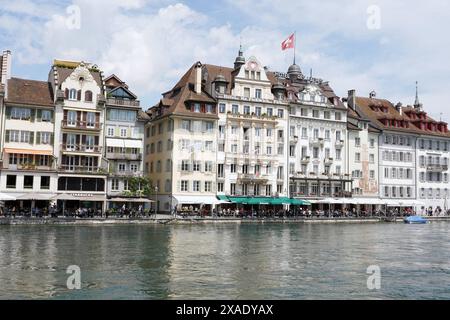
[1,223,450,299]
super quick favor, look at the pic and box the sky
[1,0,449,120]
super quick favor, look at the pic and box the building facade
[104,75,149,208]
[145,62,219,213]
[282,64,352,205]
[202,52,289,200]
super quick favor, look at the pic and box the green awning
[289,198,310,206]
[246,197,271,205]
[228,197,248,204]
[217,195,229,201]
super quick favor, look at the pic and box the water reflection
[1,223,450,299]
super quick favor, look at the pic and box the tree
[122,176,153,198]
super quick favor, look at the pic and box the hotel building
[145,62,219,213]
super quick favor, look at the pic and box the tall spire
[414,81,420,107]
[234,41,245,70]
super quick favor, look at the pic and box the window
[370,139,375,148]
[255,89,262,99]
[181,181,189,192]
[10,107,32,120]
[69,89,77,100]
[370,170,375,179]
[193,103,201,113]
[355,153,361,162]
[204,181,212,192]
[302,128,308,138]
[193,161,201,172]
[107,109,137,122]
[67,111,77,126]
[219,103,226,113]
[41,110,52,122]
[107,127,114,137]
[267,108,273,117]
[24,176,34,189]
[335,112,342,120]
[301,108,308,116]
[243,105,250,114]
[181,160,190,172]
[118,163,126,172]
[267,128,272,137]
[324,111,330,119]
[313,110,319,118]
[85,91,93,102]
[40,176,50,190]
[120,128,127,137]
[244,88,250,98]
[232,105,239,114]
[39,132,52,145]
[369,154,375,163]
[355,137,361,147]
[231,164,237,173]
[255,107,262,116]
[278,109,284,118]
[193,181,200,192]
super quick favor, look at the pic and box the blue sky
[1,0,450,120]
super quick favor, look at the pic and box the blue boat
[404,216,428,224]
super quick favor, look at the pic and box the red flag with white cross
[281,33,295,51]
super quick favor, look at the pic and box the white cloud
[0,0,449,120]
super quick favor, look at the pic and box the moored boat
[404,216,428,224]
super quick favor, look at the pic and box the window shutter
[177,161,181,172]
[50,133,54,145]
[36,133,41,144]
[5,107,11,119]
[81,135,86,144]
[176,181,181,192]
[5,130,9,143]
[36,109,42,122]
[65,88,69,99]
[94,136,99,145]
[30,109,36,122]
[77,90,82,101]
[63,110,67,121]
[50,110,54,122]
[29,132,34,145]
[62,133,67,144]
[76,135,81,144]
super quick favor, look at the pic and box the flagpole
[294,31,296,65]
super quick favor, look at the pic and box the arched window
[85,90,93,102]
[69,89,77,100]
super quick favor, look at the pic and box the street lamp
[154,186,158,217]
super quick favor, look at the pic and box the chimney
[347,89,356,110]
[369,90,376,99]
[1,50,12,91]
[194,61,202,94]
[395,102,403,115]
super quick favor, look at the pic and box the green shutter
[50,133,54,145]
[5,130,10,142]
[36,132,41,144]
[36,109,42,122]
[29,132,34,145]
[5,107,11,119]
[30,109,36,122]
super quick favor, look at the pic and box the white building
[103,75,149,208]
[49,60,109,213]
[281,63,351,206]
[202,50,289,200]
[145,62,219,213]
[352,91,418,210]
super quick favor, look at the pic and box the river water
[0,222,449,299]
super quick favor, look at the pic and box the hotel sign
[72,193,94,197]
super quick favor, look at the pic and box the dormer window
[193,103,201,113]
[69,89,77,101]
[321,96,326,103]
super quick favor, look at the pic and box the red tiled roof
[6,78,54,107]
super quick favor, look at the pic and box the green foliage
[122,176,153,198]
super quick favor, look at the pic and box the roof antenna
[414,81,420,106]
[310,68,313,79]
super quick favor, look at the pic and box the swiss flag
[281,33,295,51]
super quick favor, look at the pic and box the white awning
[351,198,384,205]
[106,138,125,148]
[0,193,16,201]
[173,195,221,205]
[16,193,56,200]
[385,199,418,207]
[124,139,143,149]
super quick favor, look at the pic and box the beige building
[145,62,219,213]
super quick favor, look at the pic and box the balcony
[335,140,344,148]
[62,120,102,131]
[310,138,324,147]
[227,112,278,123]
[105,152,142,161]
[324,157,334,165]
[426,164,449,172]
[301,156,310,164]
[58,165,107,174]
[61,144,102,153]
[3,163,56,171]
[110,170,142,177]
[106,97,140,107]
[290,135,299,144]
[238,173,270,183]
